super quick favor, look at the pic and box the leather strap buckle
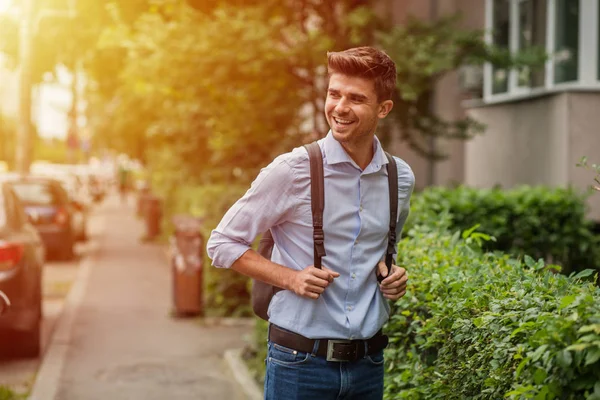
[326,340,357,362]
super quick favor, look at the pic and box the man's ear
[378,100,394,119]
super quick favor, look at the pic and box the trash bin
[170,215,204,317]
[145,196,162,239]
[136,185,151,217]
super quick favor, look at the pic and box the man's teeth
[335,118,353,125]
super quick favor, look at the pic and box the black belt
[268,324,389,362]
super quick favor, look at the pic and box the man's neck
[340,137,375,170]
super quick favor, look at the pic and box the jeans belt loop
[311,339,320,357]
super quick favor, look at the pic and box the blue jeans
[264,341,384,400]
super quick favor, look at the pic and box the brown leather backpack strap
[384,152,398,276]
[303,142,325,269]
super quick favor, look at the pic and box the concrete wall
[567,93,600,221]
[466,92,600,221]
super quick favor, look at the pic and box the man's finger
[377,261,389,278]
[306,275,330,288]
[310,267,340,282]
[381,273,408,288]
[307,284,325,294]
[322,266,340,279]
[381,266,407,285]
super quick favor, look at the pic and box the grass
[0,386,26,400]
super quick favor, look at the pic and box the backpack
[251,141,399,321]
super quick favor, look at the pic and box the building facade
[388,0,600,221]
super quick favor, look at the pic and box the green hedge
[245,224,600,399]
[161,183,253,317]
[406,186,600,278]
[385,224,600,399]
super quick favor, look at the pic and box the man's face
[325,73,392,146]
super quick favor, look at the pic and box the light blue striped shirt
[207,132,414,339]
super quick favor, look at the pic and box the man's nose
[334,98,350,114]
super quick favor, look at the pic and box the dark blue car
[0,178,44,357]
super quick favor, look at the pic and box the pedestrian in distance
[207,46,415,400]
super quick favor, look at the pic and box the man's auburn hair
[327,46,397,102]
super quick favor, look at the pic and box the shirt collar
[322,130,388,173]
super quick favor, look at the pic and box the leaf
[524,255,536,268]
[566,343,591,352]
[559,295,577,310]
[533,368,547,385]
[462,223,481,239]
[585,348,600,366]
[578,324,600,335]
[572,269,595,280]
[555,349,572,368]
[515,357,530,378]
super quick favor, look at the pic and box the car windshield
[11,182,62,206]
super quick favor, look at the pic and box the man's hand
[377,261,408,301]
[290,266,340,299]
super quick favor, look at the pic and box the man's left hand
[377,261,408,301]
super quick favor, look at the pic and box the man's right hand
[290,266,340,299]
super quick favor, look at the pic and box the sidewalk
[31,195,252,400]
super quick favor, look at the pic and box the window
[517,0,547,88]
[484,0,600,102]
[492,0,510,94]
[554,0,579,83]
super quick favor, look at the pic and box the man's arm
[232,249,339,300]
[207,152,339,299]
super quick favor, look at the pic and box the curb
[28,236,101,399]
[224,348,263,400]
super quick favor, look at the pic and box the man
[207,46,414,399]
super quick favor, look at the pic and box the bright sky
[0,0,82,140]
[0,0,12,14]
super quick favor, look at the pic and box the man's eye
[328,92,340,99]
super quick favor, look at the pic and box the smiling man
[207,47,415,400]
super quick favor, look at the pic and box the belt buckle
[326,339,354,362]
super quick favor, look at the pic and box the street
[0,194,252,400]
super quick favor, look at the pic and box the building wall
[466,92,600,221]
[567,93,600,221]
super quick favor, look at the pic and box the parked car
[0,289,9,315]
[0,178,44,357]
[7,175,80,260]
[52,173,89,242]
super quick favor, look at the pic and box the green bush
[162,183,253,317]
[385,224,600,399]
[407,186,600,278]
[245,224,600,399]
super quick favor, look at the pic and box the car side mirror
[0,290,10,315]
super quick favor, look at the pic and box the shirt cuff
[207,233,252,269]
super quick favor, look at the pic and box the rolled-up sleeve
[207,156,298,269]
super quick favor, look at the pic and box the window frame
[483,0,600,104]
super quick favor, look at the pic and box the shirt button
[359,205,363,212]
[347,306,353,311]
[354,239,359,245]
[351,273,356,279]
